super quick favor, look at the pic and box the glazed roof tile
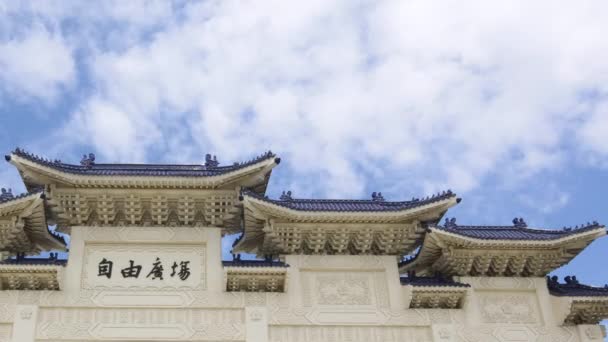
[222,260,289,268]
[0,255,67,266]
[437,217,605,241]
[547,276,608,297]
[0,188,41,204]
[8,148,278,177]
[243,189,458,212]
[400,275,470,288]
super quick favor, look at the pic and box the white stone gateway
[0,148,605,342]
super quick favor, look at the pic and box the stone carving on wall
[269,326,432,342]
[316,275,371,305]
[456,325,578,342]
[8,289,245,309]
[267,306,443,327]
[0,324,11,342]
[0,304,15,323]
[479,293,538,323]
[474,277,536,290]
[298,255,383,269]
[36,307,245,340]
[302,271,388,309]
[82,226,210,244]
[584,326,602,340]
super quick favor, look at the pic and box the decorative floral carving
[480,294,537,323]
[316,275,371,305]
[249,309,263,321]
[19,308,32,320]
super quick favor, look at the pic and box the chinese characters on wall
[98,257,191,281]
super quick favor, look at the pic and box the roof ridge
[440,217,604,234]
[245,188,456,204]
[8,148,279,178]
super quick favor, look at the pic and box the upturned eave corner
[7,148,279,191]
[399,221,607,277]
[0,190,68,255]
[233,190,458,256]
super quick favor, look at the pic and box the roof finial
[444,217,457,228]
[205,154,219,168]
[512,217,527,228]
[564,275,579,285]
[80,153,96,168]
[0,188,14,201]
[280,190,293,201]
[371,192,385,201]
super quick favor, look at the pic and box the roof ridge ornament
[80,153,96,168]
[512,217,527,228]
[280,190,293,201]
[444,217,457,228]
[204,154,219,168]
[0,188,14,201]
[371,192,385,201]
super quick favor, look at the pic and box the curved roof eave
[7,151,280,190]
[241,192,459,222]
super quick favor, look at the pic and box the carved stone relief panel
[269,326,432,342]
[301,271,388,308]
[36,307,245,341]
[455,325,578,342]
[298,255,384,269]
[82,243,206,291]
[478,292,540,324]
[466,277,536,290]
[316,274,372,305]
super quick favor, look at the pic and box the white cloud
[579,101,608,157]
[5,0,608,199]
[0,26,75,103]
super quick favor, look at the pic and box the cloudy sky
[0,1,607,286]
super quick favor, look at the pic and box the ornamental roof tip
[9,148,279,177]
[280,190,293,201]
[80,153,95,168]
[242,188,457,212]
[547,275,608,297]
[371,192,385,201]
[0,188,43,204]
[204,154,219,168]
[0,188,13,201]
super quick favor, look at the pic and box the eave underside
[10,153,276,192]
[0,264,63,290]
[400,228,606,277]
[0,195,66,255]
[43,187,246,234]
[564,298,608,325]
[224,266,287,292]
[235,197,457,256]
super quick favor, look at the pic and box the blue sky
[1,0,607,293]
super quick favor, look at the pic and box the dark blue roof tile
[438,217,605,241]
[243,189,457,212]
[0,188,42,204]
[0,254,67,266]
[547,276,608,297]
[9,148,278,177]
[400,275,470,287]
[222,260,289,268]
